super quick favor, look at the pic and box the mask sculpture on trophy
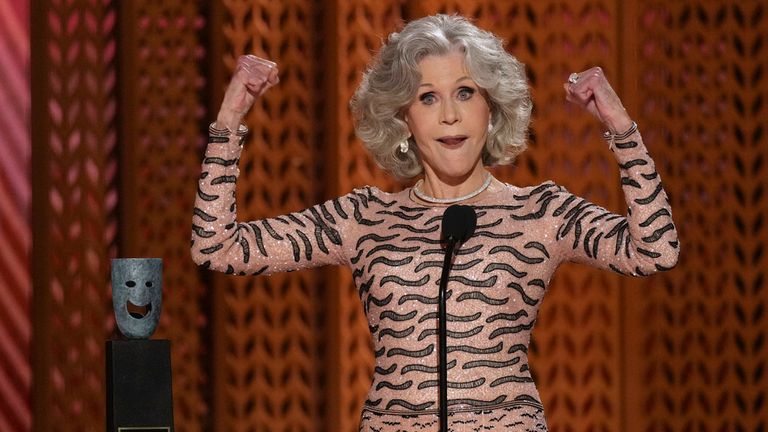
[107,258,174,431]
[111,258,163,339]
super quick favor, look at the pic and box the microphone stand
[438,236,458,432]
[437,203,477,432]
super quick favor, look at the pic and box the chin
[434,165,478,181]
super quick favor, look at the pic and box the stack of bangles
[208,122,249,143]
[602,121,638,145]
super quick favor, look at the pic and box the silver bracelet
[602,121,638,142]
[208,122,249,138]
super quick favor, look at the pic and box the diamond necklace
[412,173,493,204]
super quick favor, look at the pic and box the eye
[145,281,153,287]
[125,281,136,288]
[457,86,475,101]
[419,92,436,105]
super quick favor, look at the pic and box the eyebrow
[418,76,473,88]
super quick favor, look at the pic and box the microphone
[437,204,477,432]
[441,204,477,245]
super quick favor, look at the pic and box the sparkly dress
[191,129,679,431]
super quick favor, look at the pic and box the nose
[440,100,460,125]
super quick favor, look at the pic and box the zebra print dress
[191,129,679,431]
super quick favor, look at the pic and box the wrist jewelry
[602,121,638,143]
[603,122,637,151]
[208,122,249,138]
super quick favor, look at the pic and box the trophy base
[106,339,174,432]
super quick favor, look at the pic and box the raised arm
[549,67,680,275]
[190,55,352,275]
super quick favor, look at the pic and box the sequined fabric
[191,130,679,431]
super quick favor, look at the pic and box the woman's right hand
[216,55,280,130]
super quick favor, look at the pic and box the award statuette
[107,258,174,432]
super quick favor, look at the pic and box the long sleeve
[190,134,355,276]
[546,129,680,276]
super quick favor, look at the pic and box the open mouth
[126,300,152,319]
[437,136,468,146]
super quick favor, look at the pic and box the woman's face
[404,49,490,183]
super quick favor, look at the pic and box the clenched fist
[564,67,633,134]
[216,55,280,131]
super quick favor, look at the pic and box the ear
[397,113,412,136]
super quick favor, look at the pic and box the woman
[192,14,679,431]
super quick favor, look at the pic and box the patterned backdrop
[118,1,210,429]
[626,2,768,432]
[31,0,118,430]
[17,0,768,431]
[215,1,327,431]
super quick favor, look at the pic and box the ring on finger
[568,72,580,84]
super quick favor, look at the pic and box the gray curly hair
[350,14,532,180]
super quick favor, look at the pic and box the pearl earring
[400,135,411,153]
[488,122,493,134]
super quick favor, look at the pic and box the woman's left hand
[564,67,633,133]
